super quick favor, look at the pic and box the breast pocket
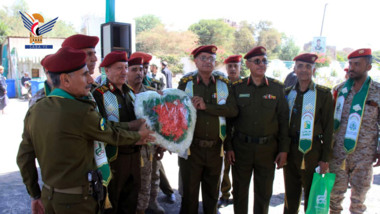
[237,97,251,108]
[261,99,277,109]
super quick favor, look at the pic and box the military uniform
[143,76,164,90]
[93,80,141,214]
[283,81,334,213]
[225,76,290,214]
[330,80,380,214]
[17,88,141,214]
[135,84,163,213]
[178,72,238,214]
[29,81,52,107]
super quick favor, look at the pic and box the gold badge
[109,84,114,91]
[211,47,217,53]
[312,57,316,61]
[359,50,364,54]
[261,48,266,53]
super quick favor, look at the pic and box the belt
[236,132,274,144]
[43,184,91,195]
[192,138,219,148]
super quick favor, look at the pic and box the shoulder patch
[126,84,134,91]
[180,74,194,84]
[95,85,109,95]
[216,75,229,84]
[316,84,331,92]
[285,86,293,93]
[232,79,244,86]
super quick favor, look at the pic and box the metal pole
[320,3,328,36]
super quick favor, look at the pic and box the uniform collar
[247,76,269,86]
[295,81,315,93]
[48,88,75,100]
[106,79,129,94]
[196,74,216,85]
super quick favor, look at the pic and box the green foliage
[278,36,300,61]
[233,21,255,54]
[135,15,163,35]
[257,28,282,58]
[372,50,380,64]
[136,26,198,56]
[336,51,347,62]
[189,19,234,49]
[157,54,184,75]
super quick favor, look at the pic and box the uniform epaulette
[232,79,244,86]
[180,74,195,84]
[215,75,229,84]
[316,84,331,92]
[151,78,160,83]
[95,85,109,94]
[126,84,134,91]
[145,85,156,91]
[267,77,284,86]
[285,86,293,92]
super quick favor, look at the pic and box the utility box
[101,22,132,58]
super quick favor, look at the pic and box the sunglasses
[247,58,269,65]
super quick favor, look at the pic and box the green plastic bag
[305,172,336,214]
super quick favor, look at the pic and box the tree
[135,15,163,35]
[233,21,255,54]
[278,36,300,61]
[257,28,282,58]
[136,25,198,56]
[189,19,235,49]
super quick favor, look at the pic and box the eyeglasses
[198,55,216,63]
[247,58,268,65]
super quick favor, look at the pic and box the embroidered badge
[342,87,348,94]
[353,104,361,112]
[100,118,106,131]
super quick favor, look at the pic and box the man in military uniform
[125,55,165,214]
[178,45,238,214]
[330,48,380,214]
[17,47,153,214]
[131,52,164,90]
[225,46,290,214]
[61,34,99,90]
[93,52,145,214]
[218,54,243,208]
[225,54,242,82]
[283,53,333,213]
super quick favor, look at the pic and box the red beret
[191,45,217,58]
[293,53,318,64]
[40,54,52,67]
[128,57,143,67]
[224,55,242,64]
[44,47,86,73]
[130,52,152,64]
[344,68,349,72]
[62,34,99,49]
[100,51,128,67]
[244,46,266,59]
[347,48,372,59]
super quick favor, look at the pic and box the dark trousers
[41,186,98,214]
[179,145,223,214]
[283,142,321,214]
[220,157,232,200]
[105,152,141,214]
[158,160,174,195]
[232,139,277,214]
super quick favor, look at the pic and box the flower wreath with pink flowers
[134,88,197,156]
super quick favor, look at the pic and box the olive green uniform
[16,88,141,214]
[225,76,290,214]
[178,72,238,214]
[283,82,334,214]
[93,80,141,214]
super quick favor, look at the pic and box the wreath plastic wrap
[134,88,196,157]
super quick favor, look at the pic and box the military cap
[224,55,242,64]
[44,47,86,73]
[130,52,152,64]
[100,51,128,67]
[40,54,52,67]
[244,46,266,59]
[128,57,143,67]
[344,67,348,72]
[191,45,217,58]
[61,34,99,49]
[293,53,318,64]
[347,48,372,59]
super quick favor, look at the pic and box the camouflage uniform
[330,80,380,214]
[136,85,163,213]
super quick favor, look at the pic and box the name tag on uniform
[239,93,250,98]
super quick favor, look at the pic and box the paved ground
[1,98,380,213]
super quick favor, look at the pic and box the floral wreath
[134,88,196,155]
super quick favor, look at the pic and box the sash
[333,77,371,155]
[185,75,228,157]
[287,84,317,169]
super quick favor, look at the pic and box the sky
[2,0,380,51]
